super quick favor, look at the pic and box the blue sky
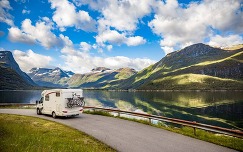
[0,0,242,73]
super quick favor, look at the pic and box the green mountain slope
[0,51,36,86]
[116,43,243,90]
[0,66,36,90]
[68,67,137,88]
[0,51,37,90]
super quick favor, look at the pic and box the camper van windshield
[40,97,43,103]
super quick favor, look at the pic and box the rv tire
[37,108,41,115]
[52,112,56,119]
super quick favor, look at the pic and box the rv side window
[56,92,60,97]
[45,95,49,101]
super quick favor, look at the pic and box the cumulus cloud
[98,0,154,32]
[13,49,53,72]
[61,52,156,74]
[107,45,112,51]
[96,30,126,45]
[208,35,243,47]
[80,42,91,52]
[49,0,96,32]
[8,27,35,44]
[70,0,150,50]
[96,29,146,47]
[8,18,61,49]
[0,0,14,26]
[59,35,155,73]
[126,36,146,46]
[149,0,243,54]
[59,34,75,54]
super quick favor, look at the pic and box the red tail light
[79,109,83,111]
[62,110,67,113]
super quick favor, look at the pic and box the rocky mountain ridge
[0,51,37,89]
[67,67,137,88]
[116,43,243,90]
[28,67,74,87]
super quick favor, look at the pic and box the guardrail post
[118,111,120,117]
[193,121,196,136]
[149,118,152,124]
[193,127,196,136]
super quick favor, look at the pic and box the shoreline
[1,89,243,92]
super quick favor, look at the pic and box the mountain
[91,67,111,72]
[116,43,243,90]
[0,51,37,90]
[67,67,137,88]
[64,70,75,77]
[28,67,73,87]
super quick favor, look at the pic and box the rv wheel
[37,108,41,115]
[52,112,56,119]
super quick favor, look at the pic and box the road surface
[0,109,237,152]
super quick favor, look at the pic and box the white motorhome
[36,89,85,118]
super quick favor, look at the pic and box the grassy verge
[0,114,115,152]
[84,110,243,151]
[0,104,35,109]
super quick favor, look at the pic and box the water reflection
[0,90,242,129]
[0,90,42,104]
[84,90,243,129]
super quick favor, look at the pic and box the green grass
[0,104,36,109]
[140,74,243,90]
[0,114,115,152]
[84,110,243,151]
[84,110,114,117]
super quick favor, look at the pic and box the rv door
[43,94,51,113]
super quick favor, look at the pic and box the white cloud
[98,0,154,32]
[0,0,14,26]
[149,0,243,54]
[59,35,155,73]
[13,49,53,72]
[80,42,91,52]
[59,34,75,54]
[96,29,146,47]
[126,36,146,46]
[61,52,156,74]
[8,18,61,49]
[107,45,112,51]
[22,9,30,14]
[160,45,174,55]
[208,35,243,47]
[96,30,126,45]
[49,0,96,32]
[74,0,150,50]
[8,27,35,44]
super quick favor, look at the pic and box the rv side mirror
[36,100,38,104]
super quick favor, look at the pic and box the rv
[36,89,85,118]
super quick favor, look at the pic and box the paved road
[0,109,237,152]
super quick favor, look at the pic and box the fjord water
[0,90,242,129]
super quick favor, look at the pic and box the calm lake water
[0,90,243,129]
